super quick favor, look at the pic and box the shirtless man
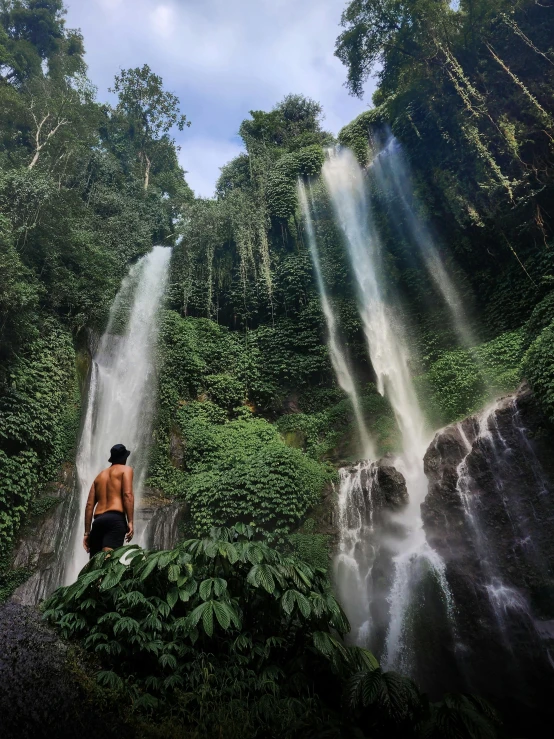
[83,443,134,557]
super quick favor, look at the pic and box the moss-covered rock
[0,603,129,739]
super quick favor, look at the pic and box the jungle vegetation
[1,0,553,737]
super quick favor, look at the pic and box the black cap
[109,444,131,464]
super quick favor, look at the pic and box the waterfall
[453,400,543,637]
[322,148,454,671]
[64,246,171,584]
[423,388,554,700]
[369,132,476,349]
[333,462,378,644]
[297,179,375,459]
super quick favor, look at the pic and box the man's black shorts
[89,511,127,557]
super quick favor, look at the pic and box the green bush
[180,417,330,534]
[525,291,554,345]
[277,385,398,461]
[337,108,386,165]
[43,526,501,738]
[420,330,526,424]
[523,320,554,424]
[43,524,358,736]
[204,373,245,408]
[0,322,78,561]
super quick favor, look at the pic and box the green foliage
[0,0,84,84]
[525,291,554,345]
[266,145,326,219]
[182,419,330,534]
[277,384,399,461]
[419,329,526,423]
[0,561,31,603]
[0,322,78,560]
[338,108,386,165]
[288,519,331,572]
[44,526,501,738]
[44,525,352,736]
[149,310,332,534]
[523,320,554,424]
[110,64,191,192]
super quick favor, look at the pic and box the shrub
[43,526,501,738]
[43,525,360,736]
[180,418,330,534]
[420,330,526,424]
[525,291,554,345]
[523,320,554,424]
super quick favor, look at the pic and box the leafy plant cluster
[266,145,326,219]
[523,290,554,423]
[276,386,399,462]
[418,329,527,424]
[44,525,501,739]
[0,322,78,562]
[149,310,333,535]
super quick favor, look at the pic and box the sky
[64,0,374,197]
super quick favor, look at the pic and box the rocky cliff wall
[422,385,554,716]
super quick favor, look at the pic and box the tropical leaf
[98,563,126,591]
[132,693,158,712]
[167,587,179,609]
[186,601,210,629]
[247,564,276,593]
[159,652,177,669]
[96,670,124,690]
[138,556,159,581]
[113,616,140,636]
[202,602,214,636]
[212,600,232,630]
[167,563,180,582]
[199,578,214,601]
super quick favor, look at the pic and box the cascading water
[423,388,554,702]
[322,148,455,671]
[297,179,374,459]
[64,246,171,584]
[369,132,476,349]
[453,400,545,638]
[333,462,377,644]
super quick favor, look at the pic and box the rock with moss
[0,603,129,739]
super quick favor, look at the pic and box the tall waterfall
[297,179,374,459]
[322,148,453,671]
[370,133,476,349]
[64,246,171,584]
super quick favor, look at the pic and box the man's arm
[123,467,134,542]
[83,483,96,552]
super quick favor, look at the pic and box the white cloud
[150,5,175,39]
[65,0,375,195]
[178,137,244,198]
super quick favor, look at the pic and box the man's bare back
[83,444,134,556]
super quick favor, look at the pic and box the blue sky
[64,0,374,197]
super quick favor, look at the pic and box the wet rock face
[11,465,80,606]
[140,488,186,550]
[0,604,127,739]
[169,427,185,468]
[373,455,409,512]
[422,385,554,711]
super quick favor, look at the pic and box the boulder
[0,603,128,738]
